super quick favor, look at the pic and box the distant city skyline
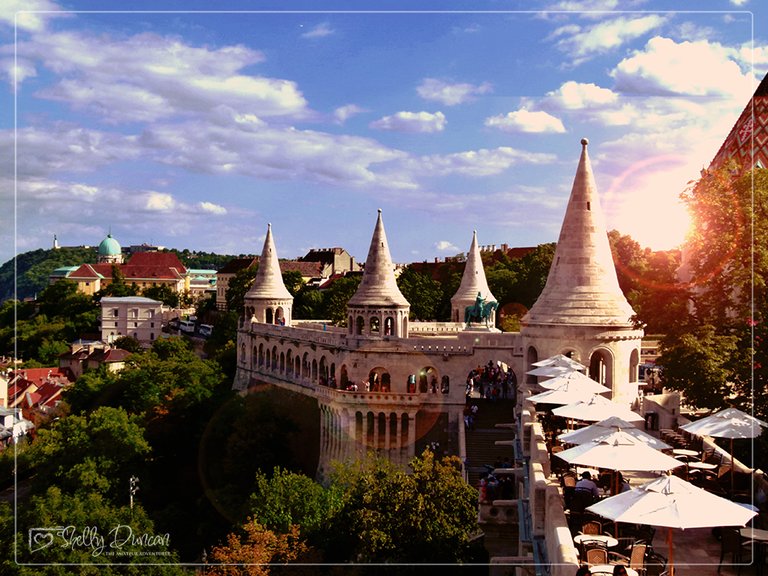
[2,0,766,267]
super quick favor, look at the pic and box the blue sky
[1,0,765,268]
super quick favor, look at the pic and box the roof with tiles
[245,224,293,300]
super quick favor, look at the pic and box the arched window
[266,308,274,324]
[441,375,450,394]
[356,316,365,335]
[272,346,278,370]
[384,317,395,336]
[370,316,380,334]
[240,343,246,364]
[280,351,285,373]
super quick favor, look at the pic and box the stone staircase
[464,398,517,489]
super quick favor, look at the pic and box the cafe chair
[718,527,751,574]
[581,520,603,535]
[584,545,609,566]
[609,543,648,576]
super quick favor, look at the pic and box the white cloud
[0,57,36,90]
[199,201,227,215]
[485,109,566,133]
[369,111,446,133]
[0,0,69,33]
[145,192,175,212]
[544,81,618,109]
[411,147,556,177]
[334,104,366,124]
[301,22,335,39]
[13,30,308,121]
[612,36,754,99]
[434,240,459,252]
[551,15,667,63]
[416,78,492,106]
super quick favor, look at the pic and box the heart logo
[29,530,56,553]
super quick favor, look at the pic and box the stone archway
[589,348,613,393]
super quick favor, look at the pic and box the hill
[0,247,99,302]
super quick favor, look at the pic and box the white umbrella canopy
[679,407,768,440]
[527,386,597,406]
[531,354,586,371]
[557,416,672,450]
[537,370,611,394]
[585,474,758,575]
[553,430,684,472]
[552,394,644,423]
[526,365,575,377]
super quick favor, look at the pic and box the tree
[396,267,443,320]
[26,406,151,500]
[227,265,258,313]
[321,275,361,325]
[323,450,478,565]
[281,270,304,297]
[98,265,139,298]
[207,519,308,576]
[141,284,180,308]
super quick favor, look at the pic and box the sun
[602,156,696,251]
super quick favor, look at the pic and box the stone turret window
[356,316,364,335]
[370,317,380,333]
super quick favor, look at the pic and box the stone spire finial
[246,223,292,299]
[451,229,496,308]
[523,138,635,326]
[347,209,409,307]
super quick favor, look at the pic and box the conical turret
[523,138,635,326]
[347,209,410,338]
[244,223,293,325]
[348,209,409,308]
[451,231,497,325]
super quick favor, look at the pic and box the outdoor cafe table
[740,528,768,576]
[589,565,638,576]
[573,534,619,548]
[672,448,699,459]
[688,461,717,471]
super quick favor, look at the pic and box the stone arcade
[233,139,644,479]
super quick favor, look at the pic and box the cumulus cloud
[334,104,366,124]
[301,22,335,38]
[199,201,227,215]
[13,30,308,122]
[416,78,492,106]
[0,0,70,33]
[434,240,459,252]
[485,109,566,133]
[369,111,446,133]
[551,15,667,63]
[544,81,618,109]
[612,36,754,99]
[145,192,175,212]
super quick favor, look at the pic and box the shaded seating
[718,527,751,574]
[609,543,648,576]
[584,544,609,566]
[581,520,603,535]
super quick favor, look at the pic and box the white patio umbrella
[526,386,597,406]
[526,364,575,378]
[532,354,586,371]
[586,473,757,575]
[679,407,768,493]
[552,394,644,424]
[557,416,672,451]
[538,371,611,394]
[554,430,684,473]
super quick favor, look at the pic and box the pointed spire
[524,138,635,326]
[452,230,496,305]
[348,209,409,307]
[246,223,292,299]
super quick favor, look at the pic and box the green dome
[98,234,122,256]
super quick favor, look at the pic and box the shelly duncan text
[29,525,170,557]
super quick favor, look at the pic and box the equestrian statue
[464,292,498,327]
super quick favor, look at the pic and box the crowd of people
[465,361,518,402]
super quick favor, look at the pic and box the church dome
[98,234,122,257]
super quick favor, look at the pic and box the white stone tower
[346,209,410,338]
[451,230,498,329]
[243,223,293,326]
[521,139,643,402]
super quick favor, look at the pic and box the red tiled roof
[127,251,187,271]
[218,257,258,274]
[280,261,323,277]
[87,348,131,363]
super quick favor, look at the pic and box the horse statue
[464,294,498,326]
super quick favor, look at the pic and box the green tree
[293,286,324,319]
[26,406,151,500]
[324,450,478,565]
[98,265,139,298]
[321,275,361,325]
[226,265,258,313]
[142,284,180,308]
[396,267,443,320]
[281,270,304,297]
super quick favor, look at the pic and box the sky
[1,0,766,268]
